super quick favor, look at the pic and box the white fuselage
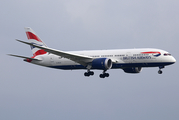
[31,48,176,70]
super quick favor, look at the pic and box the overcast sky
[1,0,179,120]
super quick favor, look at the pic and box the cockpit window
[164,53,171,56]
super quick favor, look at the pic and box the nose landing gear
[158,70,163,74]
[158,66,165,74]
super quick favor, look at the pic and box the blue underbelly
[48,62,174,70]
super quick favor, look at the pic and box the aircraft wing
[16,39,93,66]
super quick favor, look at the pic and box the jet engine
[123,67,142,73]
[92,58,112,70]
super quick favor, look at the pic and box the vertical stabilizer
[25,27,47,57]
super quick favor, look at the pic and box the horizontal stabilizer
[8,54,41,61]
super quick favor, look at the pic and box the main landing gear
[84,70,110,78]
[84,70,94,77]
[158,66,165,74]
[99,70,109,78]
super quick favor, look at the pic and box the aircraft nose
[171,56,176,63]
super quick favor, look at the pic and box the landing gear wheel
[89,71,94,76]
[84,71,94,77]
[104,73,109,77]
[99,73,109,78]
[99,74,105,78]
[158,70,163,74]
[84,72,90,77]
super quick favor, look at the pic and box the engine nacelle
[123,67,142,73]
[92,58,112,70]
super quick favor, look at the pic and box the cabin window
[164,53,171,56]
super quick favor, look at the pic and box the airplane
[8,27,176,78]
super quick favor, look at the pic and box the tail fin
[25,27,47,57]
